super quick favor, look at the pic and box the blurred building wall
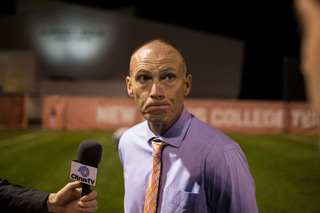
[0,3,244,122]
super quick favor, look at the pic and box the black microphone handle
[82,183,91,196]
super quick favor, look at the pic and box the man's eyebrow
[158,66,177,71]
[134,69,151,75]
[135,69,150,73]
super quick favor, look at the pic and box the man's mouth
[145,103,170,110]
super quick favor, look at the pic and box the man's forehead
[135,41,179,57]
[129,40,186,75]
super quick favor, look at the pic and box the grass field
[0,129,319,212]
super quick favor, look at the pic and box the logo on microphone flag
[70,161,97,186]
[78,166,90,177]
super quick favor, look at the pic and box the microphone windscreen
[77,140,102,167]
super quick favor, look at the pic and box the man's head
[126,38,192,134]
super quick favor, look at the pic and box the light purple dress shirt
[118,106,259,213]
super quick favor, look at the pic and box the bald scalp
[129,38,187,76]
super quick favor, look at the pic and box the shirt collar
[146,106,192,148]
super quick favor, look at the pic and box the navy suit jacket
[0,178,50,213]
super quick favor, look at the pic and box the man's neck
[148,121,168,136]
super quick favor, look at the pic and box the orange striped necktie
[144,139,167,213]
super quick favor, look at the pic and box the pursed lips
[145,102,170,110]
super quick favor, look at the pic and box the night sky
[133,1,303,101]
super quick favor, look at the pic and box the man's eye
[137,75,151,82]
[165,74,176,81]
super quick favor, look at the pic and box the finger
[66,181,82,190]
[78,205,98,213]
[78,200,98,212]
[81,190,98,201]
[78,199,97,208]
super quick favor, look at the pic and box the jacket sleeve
[0,178,51,213]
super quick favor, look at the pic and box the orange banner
[186,99,286,133]
[42,96,319,133]
[42,96,144,130]
[0,94,28,129]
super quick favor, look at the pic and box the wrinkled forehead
[130,41,184,70]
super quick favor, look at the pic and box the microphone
[76,140,103,196]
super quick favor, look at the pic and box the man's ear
[184,74,192,96]
[126,76,134,97]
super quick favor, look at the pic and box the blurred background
[1,1,320,212]
[0,0,306,127]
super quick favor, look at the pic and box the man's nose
[150,81,164,100]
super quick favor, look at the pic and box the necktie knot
[152,140,166,154]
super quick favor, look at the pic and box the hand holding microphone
[49,139,102,212]
[53,139,102,213]
[46,181,98,213]
[0,140,101,213]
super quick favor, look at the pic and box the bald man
[118,38,258,213]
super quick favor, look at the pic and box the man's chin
[143,112,168,123]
